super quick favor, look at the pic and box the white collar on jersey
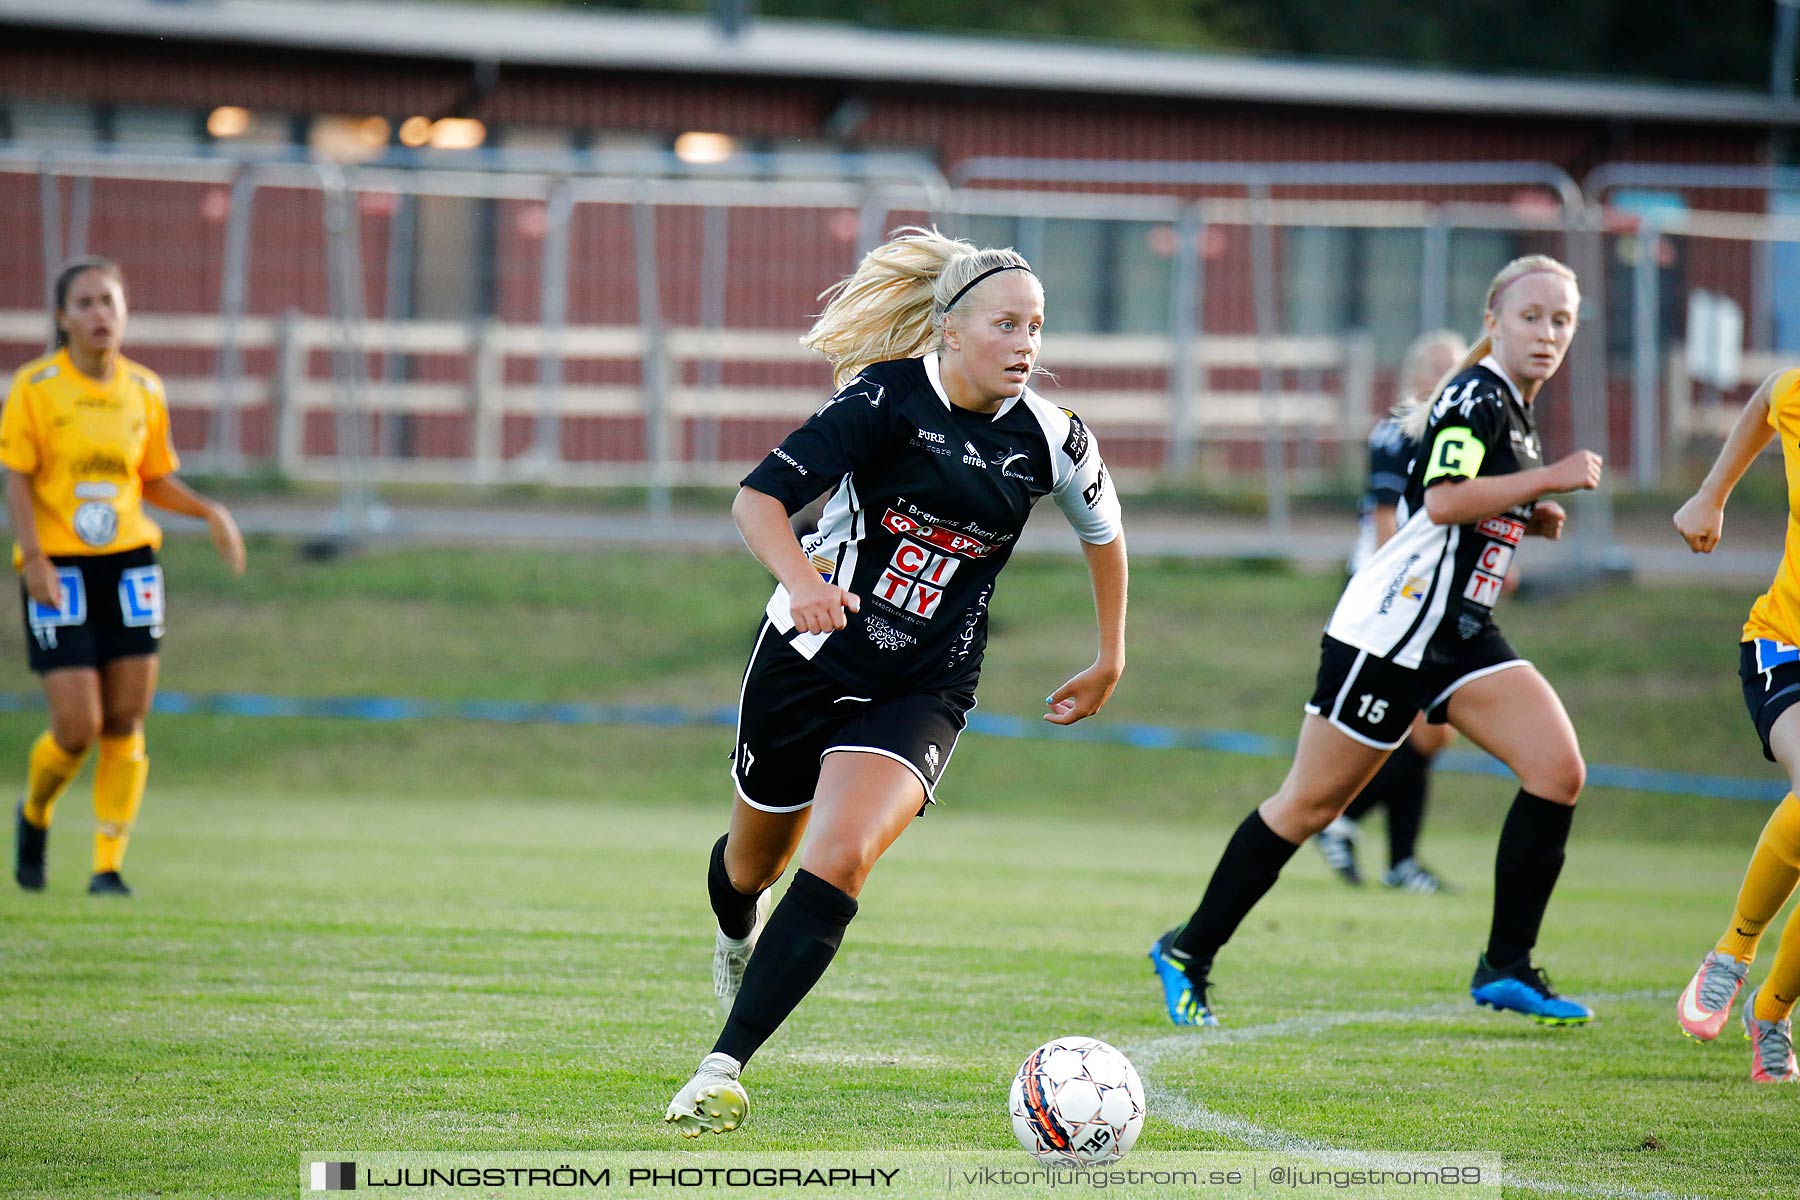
[1477,353,1525,405]
[923,351,1024,421]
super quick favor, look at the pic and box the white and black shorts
[1305,627,1527,749]
[729,622,976,813]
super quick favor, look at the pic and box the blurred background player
[1671,367,1800,1083]
[663,229,1127,1136]
[1315,329,1467,894]
[5,256,246,897]
[1151,255,1605,1028]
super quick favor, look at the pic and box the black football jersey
[740,353,1122,694]
[1347,415,1414,575]
[1326,358,1540,669]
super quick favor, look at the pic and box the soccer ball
[1009,1036,1146,1166]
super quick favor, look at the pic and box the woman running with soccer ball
[664,228,1128,1135]
[1671,367,1800,1083]
[1151,254,1603,1028]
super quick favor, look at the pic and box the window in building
[412,193,497,321]
[1284,225,1521,363]
[938,215,1172,336]
[4,99,100,147]
[110,106,203,150]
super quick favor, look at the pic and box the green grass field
[1,537,1796,1198]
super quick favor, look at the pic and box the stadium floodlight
[674,131,735,165]
[429,118,487,150]
[206,106,251,138]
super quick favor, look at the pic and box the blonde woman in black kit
[663,229,1128,1136]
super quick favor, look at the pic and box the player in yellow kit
[4,257,246,896]
[1672,367,1800,1081]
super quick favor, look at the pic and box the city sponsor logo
[1400,575,1428,601]
[880,508,997,558]
[874,538,960,619]
[1477,515,1525,546]
[1463,569,1505,607]
[1377,553,1424,615]
[1475,542,1514,578]
[809,554,835,583]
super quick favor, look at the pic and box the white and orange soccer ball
[1009,1036,1146,1166]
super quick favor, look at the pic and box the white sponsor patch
[118,564,165,632]
[873,538,959,619]
[1463,570,1504,606]
[72,501,118,548]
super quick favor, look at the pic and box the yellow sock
[91,732,148,876]
[24,731,87,829]
[1716,795,1800,963]
[1754,902,1800,1023]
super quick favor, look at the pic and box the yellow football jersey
[1744,369,1800,646]
[0,348,179,566]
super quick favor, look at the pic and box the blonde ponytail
[1393,254,1577,441]
[800,226,1032,388]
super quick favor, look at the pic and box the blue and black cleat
[1150,929,1218,1027]
[1470,954,1592,1025]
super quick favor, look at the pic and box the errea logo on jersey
[962,441,987,468]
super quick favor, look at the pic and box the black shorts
[730,622,976,813]
[1740,639,1800,763]
[1304,628,1527,749]
[18,546,164,674]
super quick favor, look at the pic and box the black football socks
[714,868,858,1066]
[1485,790,1574,967]
[1171,809,1300,973]
[707,833,762,940]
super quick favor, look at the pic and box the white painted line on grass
[1126,990,1708,1200]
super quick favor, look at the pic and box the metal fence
[3,147,1797,553]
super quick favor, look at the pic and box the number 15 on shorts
[1355,693,1388,724]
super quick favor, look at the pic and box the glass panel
[7,99,99,147]
[112,106,201,149]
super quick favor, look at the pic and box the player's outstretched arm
[143,475,246,574]
[1045,533,1126,726]
[731,485,859,634]
[1674,371,1782,554]
[1423,451,1603,528]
